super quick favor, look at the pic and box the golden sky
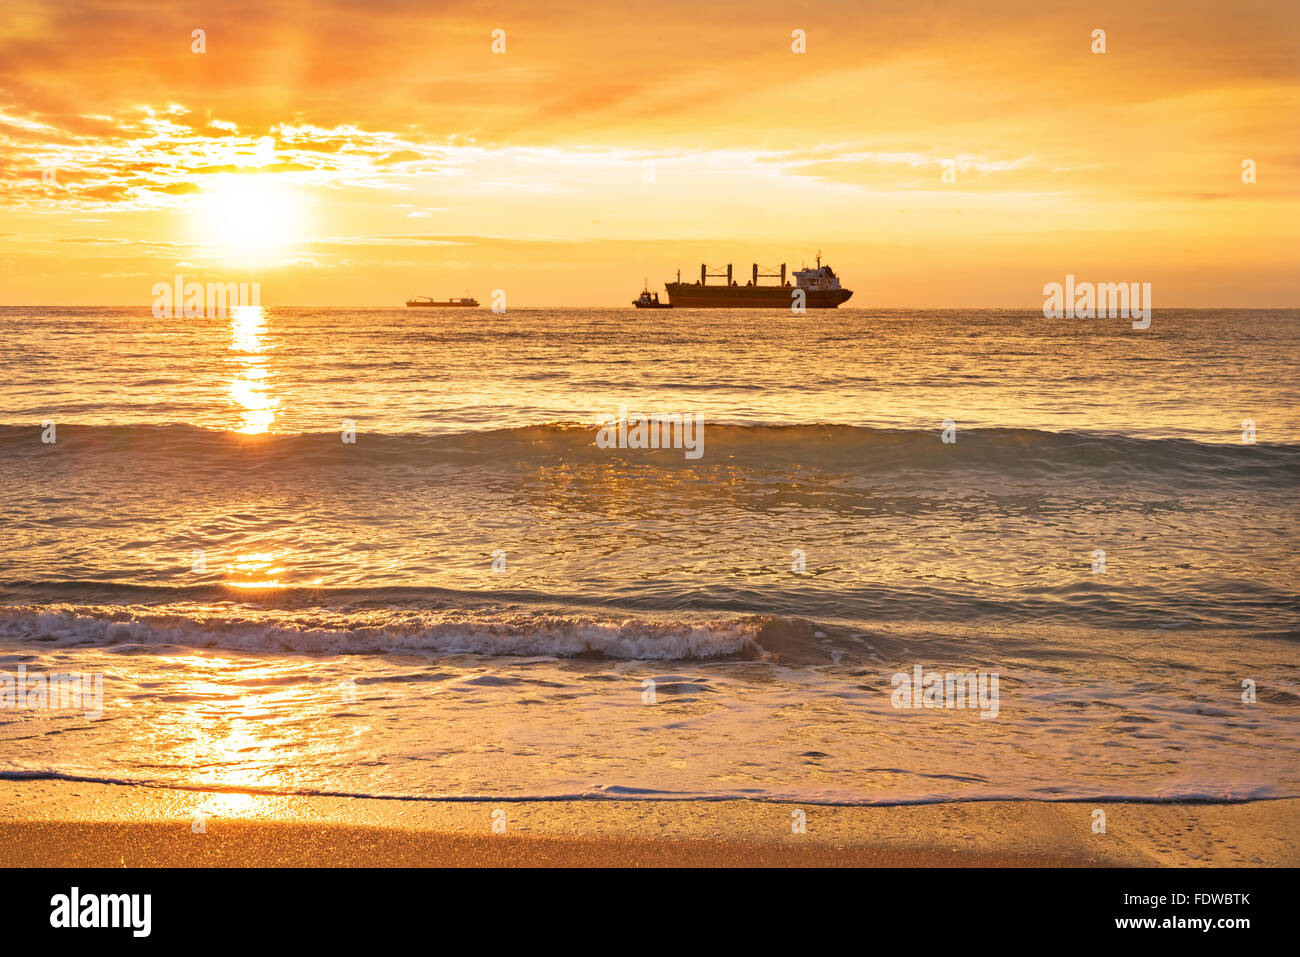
[2,0,1297,306]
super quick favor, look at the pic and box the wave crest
[0,603,779,661]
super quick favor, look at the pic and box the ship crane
[700,264,734,286]
[752,263,788,286]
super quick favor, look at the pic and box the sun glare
[197,177,305,260]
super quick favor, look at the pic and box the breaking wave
[0,602,788,661]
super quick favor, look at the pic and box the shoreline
[1,782,1295,867]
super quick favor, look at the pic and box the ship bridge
[793,255,842,291]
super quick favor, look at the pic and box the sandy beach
[1,782,1295,867]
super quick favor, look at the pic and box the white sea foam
[0,605,763,661]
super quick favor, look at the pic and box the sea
[0,305,1296,806]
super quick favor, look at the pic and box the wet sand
[1,782,1295,866]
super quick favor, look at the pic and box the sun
[194,176,306,262]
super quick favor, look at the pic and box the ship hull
[664,285,852,308]
[405,301,479,307]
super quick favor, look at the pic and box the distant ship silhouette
[405,295,479,307]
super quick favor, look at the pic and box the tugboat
[632,280,672,309]
[405,295,479,307]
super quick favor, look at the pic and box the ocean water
[0,305,1297,805]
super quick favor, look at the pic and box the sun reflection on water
[142,653,356,821]
[165,656,291,800]
[228,305,278,433]
[219,547,326,589]
[197,791,258,817]
[225,549,290,589]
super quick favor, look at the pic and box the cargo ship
[405,296,479,307]
[664,254,852,308]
